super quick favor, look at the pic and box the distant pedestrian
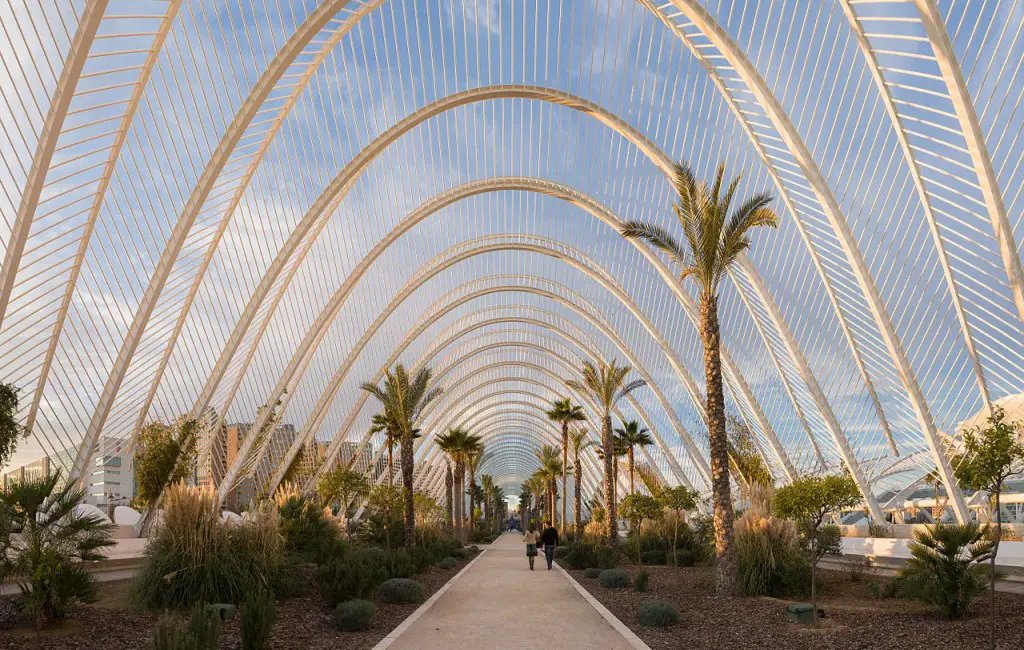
[540,521,559,570]
[523,525,540,570]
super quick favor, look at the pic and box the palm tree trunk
[444,463,454,535]
[561,422,568,535]
[574,450,583,536]
[702,293,737,597]
[628,447,635,495]
[454,463,465,544]
[468,468,476,533]
[603,414,617,545]
[388,443,394,487]
[400,434,416,547]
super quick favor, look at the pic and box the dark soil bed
[0,560,466,649]
[562,562,1024,650]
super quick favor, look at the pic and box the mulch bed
[563,562,1024,650]
[0,560,466,649]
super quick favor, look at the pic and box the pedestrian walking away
[540,521,559,570]
[522,525,539,570]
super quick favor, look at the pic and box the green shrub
[315,548,388,605]
[637,600,678,628]
[133,487,283,610]
[240,589,275,650]
[598,568,630,589]
[0,471,115,628]
[378,578,425,604]
[564,542,599,570]
[634,571,649,592]
[671,549,694,567]
[642,549,667,565]
[468,545,481,554]
[148,606,221,650]
[334,599,376,632]
[583,567,602,579]
[438,556,457,569]
[596,545,619,570]
[451,548,469,559]
[384,548,417,579]
[898,523,997,619]
[277,494,337,563]
[553,546,570,559]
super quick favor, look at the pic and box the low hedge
[438,557,457,569]
[642,549,667,565]
[378,578,425,605]
[671,549,695,567]
[598,568,630,589]
[583,567,602,579]
[335,600,375,632]
[553,546,570,559]
[638,600,678,628]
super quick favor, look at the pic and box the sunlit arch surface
[2,0,1023,522]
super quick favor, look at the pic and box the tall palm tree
[519,482,533,531]
[435,427,480,544]
[443,460,454,533]
[465,442,484,532]
[614,420,654,495]
[567,359,646,546]
[527,474,546,524]
[568,427,593,536]
[546,398,587,535]
[362,365,442,546]
[622,161,778,596]
[536,445,563,527]
[480,474,494,525]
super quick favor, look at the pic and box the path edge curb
[372,548,489,649]
[554,562,653,650]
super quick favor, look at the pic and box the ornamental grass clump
[149,606,220,650]
[335,600,376,632]
[734,496,807,597]
[634,570,650,592]
[240,589,275,650]
[637,600,678,628]
[378,578,425,604]
[598,568,630,589]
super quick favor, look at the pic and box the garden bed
[562,562,1024,649]
[0,560,466,649]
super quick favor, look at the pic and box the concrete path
[383,532,640,649]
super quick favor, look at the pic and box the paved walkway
[383,533,638,649]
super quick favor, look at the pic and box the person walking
[540,520,559,570]
[523,525,540,570]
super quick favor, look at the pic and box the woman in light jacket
[522,525,539,570]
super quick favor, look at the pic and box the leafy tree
[0,471,115,628]
[567,359,646,546]
[568,427,593,536]
[953,406,1024,648]
[134,417,198,508]
[546,398,587,534]
[316,466,369,518]
[774,473,861,623]
[661,485,700,566]
[899,524,996,620]
[619,494,662,565]
[622,162,779,595]
[0,382,27,470]
[614,419,653,495]
[361,364,443,546]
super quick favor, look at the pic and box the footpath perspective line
[554,561,652,650]
[373,548,489,649]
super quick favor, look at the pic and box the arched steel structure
[3,0,1023,525]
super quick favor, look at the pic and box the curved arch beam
[0,0,108,324]
[667,0,965,522]
[69,0,353,482]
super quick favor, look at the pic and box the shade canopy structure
[2,0,1024,519]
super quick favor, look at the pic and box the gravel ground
[0,560,466,649]
[563,562,1024,650]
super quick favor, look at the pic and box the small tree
[134,418,198,508]
[0,382,27,469]
[954,406,1024,650]
[317,466,370,519]
[661,485,700,566]
[619,493,663,565]
[774,473,861,624]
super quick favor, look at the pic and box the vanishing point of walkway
[381,533,642,649]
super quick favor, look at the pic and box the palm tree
[444,460,454,533]
[436,430,464,539]
[614,420,654,495]
[546,399,587,534]
[568,360,646,546]
[519,482,533,531]
[526,474,547,526]
[536,445,564,528]
[480,474,494,525]
[465,442,484,533]
[622,161,779,596]
[361,364,443,546]
[568,427,593,536]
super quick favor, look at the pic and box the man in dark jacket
[540,521,559,570]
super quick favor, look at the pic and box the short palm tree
[569,360,646,545]
[361,364,443,546]
[465,443,484,531]
[519,482,533,530]
[480,474,495,524]
[436,427,480,543]
[621,161,778,595]
[535,445,563,526]
[568,427,593,536]
[546,398,587,534]
[526,474,546,524]
[614,420,654,495]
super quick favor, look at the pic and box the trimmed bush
[240,589,275,650]
[583,568,602,579]
[553,546,570,559]
[638,600,678,628]
[451,548,469,559]
[642,549,667,565]
[598,568,630,589]
[315,548,387,606]
[634,571,650,592]
[438,556,457,569]
[334,600,376,632]
[468,545,481,554]
[383,548,416,579]
[671,549,695,567]
[378,578,425,604]
[596,545,618,570]
[564,542,599,570]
